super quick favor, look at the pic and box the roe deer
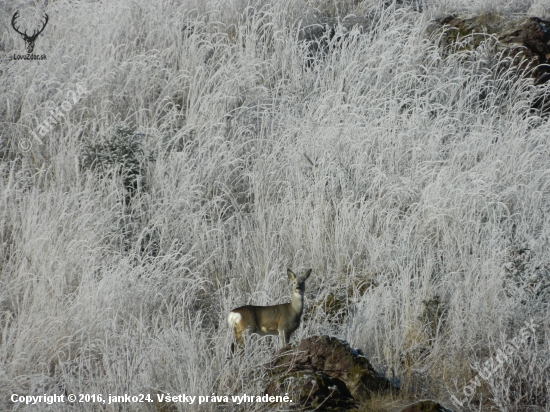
[228,268,312,350]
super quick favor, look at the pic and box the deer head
[12,11,49,54]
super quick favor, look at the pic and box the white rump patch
[228,311,242,326]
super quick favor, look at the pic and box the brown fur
[228,268,312,350]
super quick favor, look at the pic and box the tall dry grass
[0,0,549,410]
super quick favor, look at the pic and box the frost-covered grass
[0,0,549,410]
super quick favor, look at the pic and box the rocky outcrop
[498,17,550,85]
[433,15,550,85]
[265,335,394,410]
[299,18,364,69]
[400,400,450,412]
[430,14,550,115]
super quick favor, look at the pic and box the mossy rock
[271,370,356,411]
[308,292,348,325]
[430,15,550,80]
[428,13,507,53]
[400,400,450,412]
[429,14,550,115]
[307,279,374,326]
[266,336,395,411]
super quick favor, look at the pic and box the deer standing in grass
[228,268,312,351]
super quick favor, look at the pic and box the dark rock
[266,335,394,410]
[298,16,370,69]
[401,400,450,412]
[431,14,550,115]
[498,17,550,87]
[433,15,550,85]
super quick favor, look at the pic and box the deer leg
[231,329,244,353]
[279,329,287,349]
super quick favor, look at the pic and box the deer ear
[304,269,312,279]
[287,269,296,280]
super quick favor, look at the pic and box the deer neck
[290,291,304,314]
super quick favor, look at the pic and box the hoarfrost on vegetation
[0,0,549,410]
